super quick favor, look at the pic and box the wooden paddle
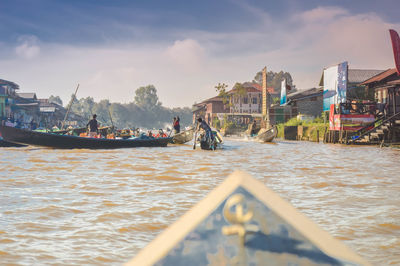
[193,122,198,150]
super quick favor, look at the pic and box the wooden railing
[347,111,400,144]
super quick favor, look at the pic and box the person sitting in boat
[250,120,258,136]
[147,130,154,138]
[87,114,99,138]
[196,118,214,142]
[156,129,167,138]
[173,116,181,133]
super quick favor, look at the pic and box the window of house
[252,97,257,104]
[243,97,248,104]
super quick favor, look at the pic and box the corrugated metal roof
[17,92,37,100]
[361,68,398,85]
[0,79,20,90]
[348,69,385,83]
[319,68,385,86]
[287,87,322,101]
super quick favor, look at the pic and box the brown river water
[0,139,399,265]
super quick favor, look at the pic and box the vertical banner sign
[389,29,400,75]
[323,65,338,111]
[262,67,267,116]
[280,78,286,105]
[337,61,348,104]
[323,61,347,111]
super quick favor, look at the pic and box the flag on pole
[280,78,287,105]
[389,29,400,75]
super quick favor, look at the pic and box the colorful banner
[337,61,348,104]
[323,61,348,111]
[323,65,338,111]
[389,29,400,75]
[280,78,286,105]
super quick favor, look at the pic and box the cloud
[1,6,399,108]
[294,6,348,24]
[15,35,41,59]
[165,39,206,71]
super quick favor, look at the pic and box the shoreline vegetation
[276,115,328,142]
[55,85,193,129]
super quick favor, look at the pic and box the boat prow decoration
[126,170,369,266]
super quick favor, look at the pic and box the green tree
[93,99,111,125]
[215,83,230,105]
[134,85,161,110]
[233,82,247,98]
[253,70,294,92]
[48,95,63,106]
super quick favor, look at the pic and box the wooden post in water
[316,130,319,142]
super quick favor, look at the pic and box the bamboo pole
[61,84,80,130]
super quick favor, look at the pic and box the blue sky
[1,0,399,107]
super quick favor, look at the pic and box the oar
[168,122,174,137]
[193,122,198,150]
[108,108,115,134]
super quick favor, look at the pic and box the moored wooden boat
[0,137,26,147]
[0,125,171,149]
[252,125,278,142]
[172,127,194,144]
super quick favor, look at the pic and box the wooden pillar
[392,88,396,116]
[394,87,397,114]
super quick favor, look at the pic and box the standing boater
[87,114,99,138]
[173,116,181,133]
[196,117,214,142]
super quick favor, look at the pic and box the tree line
[49,85,193,129]
[48,69,294,129]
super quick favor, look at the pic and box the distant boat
[0,125,172,149]
[172,127,194,144]
[250,126,278,142]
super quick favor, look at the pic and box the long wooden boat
[172,127,194,144]
[0,137,26,147]
[252,126,278,142]
[0,125,171,149]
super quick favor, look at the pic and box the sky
[1,0,399,108]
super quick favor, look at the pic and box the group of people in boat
[85,114,175,139]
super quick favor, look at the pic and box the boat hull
[0,125,171,149]
[0,137,26,147]
[253,126,278,142]
[172,127,194,144]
